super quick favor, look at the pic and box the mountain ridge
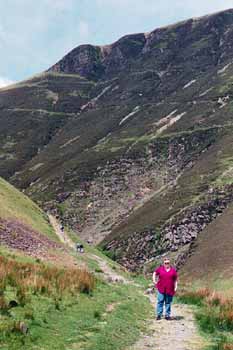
[1,8,233,270]
[48,8,233,81]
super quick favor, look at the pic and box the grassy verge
[0,250,151,350]
[177,287,233,349]
[0,252,94,349]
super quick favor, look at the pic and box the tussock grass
[177,287,210,306]
[0,254,151,349]
[0,255,95,301]
[208,335,233,350]
[0,253,95,344]
[178,287,233,349]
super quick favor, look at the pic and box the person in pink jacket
[152,258,178,320]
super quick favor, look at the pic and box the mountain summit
[48,8,233,80]
[1,9,233,271]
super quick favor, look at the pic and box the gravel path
[91,254,128,283]
[48,215,75,249]
[49,215,206,349]
[129,294,207,350]
[49,215,128,283]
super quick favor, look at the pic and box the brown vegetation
[223,344,233,350]
[0,255,95,307]
[178,288,233,349]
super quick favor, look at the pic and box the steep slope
[0,176,55,238]
[0,176,75,264]
[0,72,94,179]
[0,181,153,350]
[181,204,233,279]
[1,9,233,270]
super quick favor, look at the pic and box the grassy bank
[0,177,56,240]
[177,286,233,349]
[0,251,151,350]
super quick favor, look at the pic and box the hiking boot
[156,315,162,320]
[165,316,171,320]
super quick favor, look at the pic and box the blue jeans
[156,291,173,317]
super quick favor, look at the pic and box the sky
[0,0,233,87]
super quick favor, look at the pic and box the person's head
[163,258,171,268]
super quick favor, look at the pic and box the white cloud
[0,77,15,88]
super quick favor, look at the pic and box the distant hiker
[76,243,84,253]
[152,258,178,320]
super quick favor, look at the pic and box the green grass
[0,177,56,240]
[0,267,151,350]
[177,282,233,350]
[65,228,134,281]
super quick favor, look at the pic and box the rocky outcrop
[103,185,233,271]
[49,45,105,81]
[55,127,218,244]
[48,10,233,83]
[161,186,233,252]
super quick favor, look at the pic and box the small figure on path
[152,257,178,320]
[76,243,84,253]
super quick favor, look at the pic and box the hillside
[181,203,233,280]
[0,176,55,239]
[0,176,77,265]
[0,177,157,350]
[1,9,233,270]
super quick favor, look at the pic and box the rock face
[1,9,233,270]
[48,10,233,82]
[49,45,105,81]
[103,186,233,270]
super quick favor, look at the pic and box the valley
[0,7,233,350]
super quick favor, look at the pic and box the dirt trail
[129,294,207,350]
[91,254,128,283]
[48,215,75,249]
[48,215,128,283]
[49,215,205,349]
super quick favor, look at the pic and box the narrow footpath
[129,294,207,350]
[48,214,75,249]
[48,214,127,283]
[49,215,207,350]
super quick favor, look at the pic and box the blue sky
[0,0,233,86]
